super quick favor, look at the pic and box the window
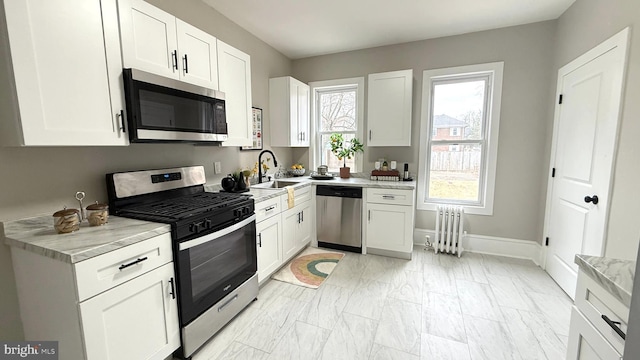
[417,62,503,215]
[310,78,365,173]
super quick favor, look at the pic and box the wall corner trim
[413,228,543,266]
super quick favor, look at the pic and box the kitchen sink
[252,180,300,190]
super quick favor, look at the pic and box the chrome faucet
[258,150,278,183]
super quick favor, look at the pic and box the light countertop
[2,215,170,264]
[205,175,416,204]
[4,176,415,264]
[575,254,635,307]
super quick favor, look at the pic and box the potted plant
[330,133,364,178]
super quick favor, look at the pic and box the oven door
[176,215,257,325]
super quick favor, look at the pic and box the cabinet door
[567,307,622,360]
[176,19,218,89]
[257,215,283,282]
[296,82,310,147]
[297,202,313,251]
[80,262,180,360]
[367,70,413,146]
[118,0,178,80]
[4,0,127,146]
[218,40,252,147]
[282,209,300,261]
[289,79,301,146]
[366,203,413,253]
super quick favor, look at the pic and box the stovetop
[118,192,251,222]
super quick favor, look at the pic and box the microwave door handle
[178,214,256,251]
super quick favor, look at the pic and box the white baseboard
[413,228,543,266]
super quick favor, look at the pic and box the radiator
[434,205,465,257]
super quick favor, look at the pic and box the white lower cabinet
[567,270,627,360]
[10,234,179,359]
[282,201,312,260]
[255,192,313,283]
[256,213,283,283]
[567,307,622,359]
[80,262,180,360]
[364,188,415,256]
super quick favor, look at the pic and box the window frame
[417,62,504,215]
[309,77,365,172]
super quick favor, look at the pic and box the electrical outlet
[214,162,222,174]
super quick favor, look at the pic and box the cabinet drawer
[255,197,282,223]
[75,233,173,301]
[567,306,622,360]
[281,186,311,210]
[366,188,414,206]
[575,271,628,354]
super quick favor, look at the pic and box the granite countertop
[575,254,635,307]
[2,215,170,264]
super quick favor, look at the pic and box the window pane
[432,80,485,141]
[428,143,482,202]
[319,90,357,132]
[320,133,356,172]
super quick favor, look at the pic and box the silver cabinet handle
[382,195,396,200]
[257,233,262,247]
[369,130,372,140]
[368,210,371,221]
[265,206,276,212]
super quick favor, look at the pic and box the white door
[119,0,178,79]
[544,28,629,298]
[367,70,413,146]
[4,0,127,146]
[218,40,253,147]
[282,209,300,260]
[366,203,413,253]
[256,215,282,282]
[297,202,313,250]
[176,19,218,89]
[297,83,310,147]
[80,262,180,360]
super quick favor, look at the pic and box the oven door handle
[178,214,256,251]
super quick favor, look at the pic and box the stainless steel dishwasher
[316,186,362,253]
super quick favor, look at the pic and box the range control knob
[189,221,203,233]
[204,219,212,229]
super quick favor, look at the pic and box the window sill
[417,202,494,216]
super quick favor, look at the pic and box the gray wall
[552,0,640,260]
[292,21,557,243]
[0,0,292,340]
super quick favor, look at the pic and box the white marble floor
[188,247,572,360]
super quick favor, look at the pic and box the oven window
[189,226,251,301]
[138,88,214,132]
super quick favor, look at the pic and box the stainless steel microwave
[123,68,227,143]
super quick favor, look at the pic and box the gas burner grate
[121,192,249,221]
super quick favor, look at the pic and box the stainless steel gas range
[106,166,258,359]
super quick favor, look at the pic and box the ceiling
[203,0,575,59]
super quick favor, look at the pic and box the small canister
[53,207,80,234]
[86,202,109,226]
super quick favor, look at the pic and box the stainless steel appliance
[316,186,362,253]
[123,69,228,143]
[106,166,257,359]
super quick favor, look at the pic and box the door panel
[176,19,218,89]
[545,29,629,298]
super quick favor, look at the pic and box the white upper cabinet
[118,0,218,90]
[218,40,252,147]
[1,0,128,146]
[367,69,413,146]
[269,76,310,147]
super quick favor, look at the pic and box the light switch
[214,162,222,174]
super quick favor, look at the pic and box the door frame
[541,27,630,269]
